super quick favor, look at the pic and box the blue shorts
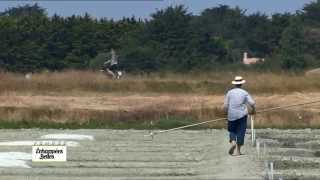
[228,115,247,146]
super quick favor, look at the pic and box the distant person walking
[102,49,121,79]
[223,76,255,156]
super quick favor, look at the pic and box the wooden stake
[265,161,269,179]
[251,115,255,146]
[270,162,274,180]
[256,140,260,157]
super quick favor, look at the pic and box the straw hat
[232,76,246,85]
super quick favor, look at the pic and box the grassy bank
[0,70,319,95]
[0,70,319,129]
[0,106,318,129]
[0,106,225,129]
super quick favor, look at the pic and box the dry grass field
[0,70,320,95]
[0,70,319,129]
[0,71,319,180]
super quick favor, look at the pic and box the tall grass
[0,103,318,129]
[0,105,224,129]
[0,70,319,129]
[0,70,319,95]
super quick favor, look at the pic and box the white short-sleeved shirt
[224,88,255,121]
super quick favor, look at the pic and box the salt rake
[145,99,320,137]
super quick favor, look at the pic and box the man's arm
[103,60,111,68]
[246,93,256,114]
[223,93,229,114]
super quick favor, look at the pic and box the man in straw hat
[223,76,255,156]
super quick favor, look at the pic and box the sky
[0,0,316,20]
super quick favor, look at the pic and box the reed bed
[0,70,319,95]
[0,70,319,129]
[0,102,318,129]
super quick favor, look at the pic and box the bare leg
[233,145,242,156]
[237,145,241,154]
[106,69,116,79]
[238,145,244,155]
[228,140,237,155]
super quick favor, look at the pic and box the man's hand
[223,107,228,115]
[249,106,256,115]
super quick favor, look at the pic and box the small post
[256,140,260,157]
[265,161,269,179]
[263,142,266,155]
[253,129,256,145]
[270,162,274,180]
[251,115,255,146]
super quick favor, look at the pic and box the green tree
[64,50,87,69]
[120,46,160,72]
[302,0,320,66]
[191,5,246,65]
[0,3,46,17]
[145,5,192,71]
[244,13,273,56]
[279,17,306,70]
[89,52,109,70]
[302,0,320,26]
[0,3,318,72]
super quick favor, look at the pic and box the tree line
[0,1,319,73]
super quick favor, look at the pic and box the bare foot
[228,145,236,155]
[232,153,241,156]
